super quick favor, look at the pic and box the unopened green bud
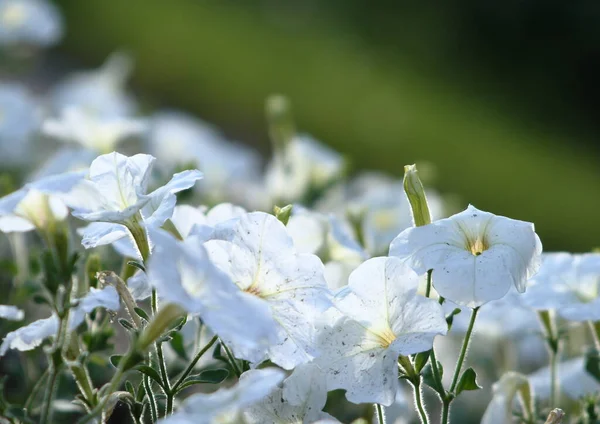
[274,204,293,226]
[97,271,142,329]
[265,94,296,152]
[403,164,432,227]
[137,303,185,351]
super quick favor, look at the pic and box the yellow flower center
[245,284,262,297]
[466,236,489,256]
[1,3,26,28]
[373,326,397,348]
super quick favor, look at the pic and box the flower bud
[137,303,185,351]
[274,204,293,226]
[403,164,432,227]
[265,94,296,153]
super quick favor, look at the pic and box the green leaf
[169,332,188,361]
[135,381,146,403]
[445,308,462,331]
[414,350,431,373]
[585,349,600,383]
[119,318,136,331]
[125,381,136,397]
[109,355,123,368]
[422,361,444,396]
[135,365,164,388]
[455,367,482,395]
[175,369,229,393]
[134,307,150,322]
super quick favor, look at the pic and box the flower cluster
[1,4,600,424]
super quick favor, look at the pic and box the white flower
[244,363,337,424]
[204,212,332,369]
[160,368,285,424]
[316,257,447,406]
[0,305,24,321]
[522,252,600,321]
[0,286,119,356]
[265,134,344,204]
[0,0,62,47]
[147,229,278,362]
[147,111,262,203]
[68,152,202,251]
[528,356,600,400]
[43,107,147,153]
[390,205,542,308]
[50,52,136,119]
[0,171,85,233]
[481,372,531,424]
[0,82,42,165]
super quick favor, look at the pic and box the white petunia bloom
[204,212,332,370]
[0,171,85,233]
[390,205,542,308]
[147,229,278,362]
[481,372,531,424]
[287,208,367,291]
[522,252,600,321]
[0,305,24,321]
[244,363,338,423]
[147,111,262,205]
[0,82,42,166]
[0,286,119,355]
[42,107,147,154]
[160,368,285,424]
[528,356,600,400]
[50,52,137,119]
[265,134,345,204]
[316,257,447,406]
[0,0,62,47]
[68,152,202,251]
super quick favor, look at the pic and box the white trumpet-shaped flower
[390,205,542,308]
[43,107,147,154]
[244,363,337,423]
[481,372,532,424]
[0,0,62,47]
[0,286,119,355]
[204,212,332,370]
[68,152,202,251]
[160,368,285,424]
[0,171,85,233]
[522,252,600,321]
[316,257,447,406]
[147,229,278,362]
[0,305,24,321]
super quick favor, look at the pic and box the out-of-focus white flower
[390,205,542,308]
[50,52,137,118]
[0,171,84,233]
[0,286,119,355]
[316,172,445,256]
[0,305,23,321]
[265,134,345,204]
[287,208,367,291]
[147,111,262,204]
[204,212,332,370]
[68,152,202,252]
[0,0,62,47]
[522,252,600,321]
[0,82,42,165]
[147,229,278,362]
[244,363,337,423]
[43,107,147,153]
[160,368,285,424]
[528,356,600,400]
[481,372,532,424]
[317,257,447,406]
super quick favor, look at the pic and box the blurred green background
[54,0,600,252]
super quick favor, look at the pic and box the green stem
[425,269,433,298]
[441,398,450,424]
[411,379,430,424]
[172,335,219,393]
[374,403,386,424]
[588,321,600,351]
[155,342,172,416]
[449,307,479,394]
[39,363,61,424]
[24,368,49,412]
[144,374,158,423]
[220,340,242,378]
[549,349,559,408]
[538,311,560,408]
